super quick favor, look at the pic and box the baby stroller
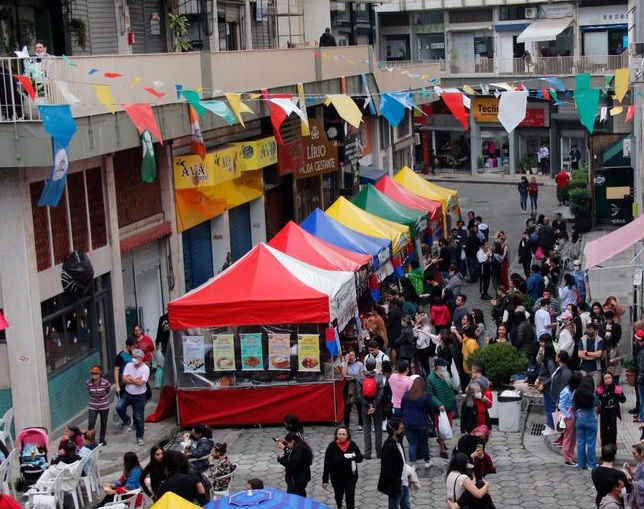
[17,427,49,488]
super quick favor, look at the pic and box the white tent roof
[517,17,574,43]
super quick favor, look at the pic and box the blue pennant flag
[38,104,77,147]
[38,140,70,207]
[380,93,405,127]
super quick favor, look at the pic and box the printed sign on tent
[268,334,291,371]
[298,334,320,372]
[213,334,235,371]
[240,333,264,371]
[182,335,205,373]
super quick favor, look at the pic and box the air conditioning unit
[525,7,537,19]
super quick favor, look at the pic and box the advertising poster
[240,333,263,371]
[268,333,291,371]
[298,334,320,372]
[182,335,205,373]
[213,334,236,371]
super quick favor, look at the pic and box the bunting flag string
[188,105,206,159]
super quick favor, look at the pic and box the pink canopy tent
[268,221,372,272]
[584,214,644,269]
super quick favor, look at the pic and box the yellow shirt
[462,337,479,374]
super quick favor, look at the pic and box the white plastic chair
[24,469,65,509]
[80,444,103,502]
[0,407,14,450]
[0,448,17,498]
[209,463,238,500]
[104,488,143,509]
[59,458,87,509]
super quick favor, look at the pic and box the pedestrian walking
[319,28,337,47]
[86,364,111,446]
[277,432,313,497]
[401,376,442,468]
[517,176,529,213]
[528,177,539,213]
[116,348,150,446]
[596,372,626,448]
[357,358,385,459]
[377,417,410,509]
[322,426,363,509]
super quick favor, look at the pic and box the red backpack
[362,376,377,399]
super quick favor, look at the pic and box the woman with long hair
[624,441,644,509]
[140,445,166,500]
[401,376,443,468]
[322,426,363,509]
[517,175,529,213]
[490,323,509,344]
[527,177,539,213]
[471,308,486,348]
[574,374,601,470]
[277,432,314,496]
[413,312,435,375]
[558,371,581,466]
[602,296,626,323]
[589,302,605,328]
[597,372,626,447]
[99,452,143,507]
[445,452,491,509]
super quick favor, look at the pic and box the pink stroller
[16,427,49,487]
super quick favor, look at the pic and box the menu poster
[267,333,291,371]
[212,334,236,371]
[240,333,263,371]
[182,335,206,373]
[298,334,320,372]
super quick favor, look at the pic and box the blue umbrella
[205,488,331,509]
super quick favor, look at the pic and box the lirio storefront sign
[472,97,549,127]
[297,120,339,179]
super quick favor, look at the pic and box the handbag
[426,417,437,438]
[450,359,461,391]
[438,410,453,440]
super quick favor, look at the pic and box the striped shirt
[86,377,112,410]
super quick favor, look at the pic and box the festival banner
[268,333,291,371]
[240,333,264,371]
[182,335,205,373]
[213,334,236,371]
[297,334,320,372]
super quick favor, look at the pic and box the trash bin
[497,389,522,432]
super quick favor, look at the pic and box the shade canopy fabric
[359,167,388,185]
[168,243,357,330]
[268,221,372,272]
[300,208,392,270]
[374,175,443,236]
[352,184,428,243]
[205,488,332,509]
[584,214,644,270]
[152,493,202,509]
[325,196,410,255]
[517,17,574,43]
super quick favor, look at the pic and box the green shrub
[569,187,590,217]
[624,356,636,371]
[467,343,529,388]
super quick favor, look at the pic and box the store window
[41,274,112,375]
[499,6,528,21]
[478,133,509,172]
[449,9,492,23]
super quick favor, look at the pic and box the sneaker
[136,438,145,446]
[564,461,578,467]
[127,425,133,432]
[357,426,363,433]
[542,427,557,436]
[99,441,107,446]
[425,460,434,469]
[629,408,640,415]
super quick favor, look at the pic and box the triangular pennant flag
[626,105,635,122]
[89,68,98,75]
[420,88,430,99]
[600,107,608,122]
[541,88,550,100]
[54,81,81,104]
[610,106,623,116]
[574,88,600,133]
[535,89,543,99]
[379,93,406,127]
[144,87,165,98]
[130,77,141,87]
[463,85,477,95]
[94,84,117,114]
[38,139,70,207]
[140,129,156,183]
[615,68,629,103]
[515,83,523,91]
[605,74,614,87]
[0,310,9,331]
[494,91,501,99]
[261,89,288,144]
[153,80,164,89]
[549,89,558,101]
[481,84,490,95]
[269,97,307,122]
[181,89,206,117]
[324,95,363,128]
[490,82,515,91]
[576,73,591,90]
[14,46,29,58]
[14,75,36,100]
[297,84,310,136]
[200,100,236,125]
[188,105,206,160]
[122,103,163,144]
[497,91,528,134]
[103,72,122,79]
[175,84,183,99]
[61,55,77,67]
[441,92,469,130]
[361,74,376,115]
[225,92,254,127]
[38,104,77,147]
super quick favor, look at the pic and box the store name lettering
[301,158,336,174]
[179,162,208,181]
[477,104,498,115]
[214,153,235,173]
[260,141,276,159]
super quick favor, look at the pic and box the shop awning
[517,17,574,43]
[584,214,644,269]
[120,221,172,252]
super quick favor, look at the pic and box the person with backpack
[357,358,386,460]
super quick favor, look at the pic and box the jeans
[405,425,429,462]
[529,195,538,212]
[638,384,644,424]
[88,408,109,443]
[116,391,147,439]
[361,406,383,458]
[519,193,528,212]
[466,256,479,283]
[575,408,598,469]
[562,411,576,463]
[388,485,411,509]
[543,391,555,429]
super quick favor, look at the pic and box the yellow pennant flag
[130,76,141,87]
[463,85,477,95]
[614,68,629,103]
[225,93,254,127]
[609,106,623,116]
[93,84,117,114]
[248,93,262,100]
[297,84,310,136]
[324,95,362,128]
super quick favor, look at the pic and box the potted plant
[624,356,636,387]
[568,166,591,233]
[467,343,529,389]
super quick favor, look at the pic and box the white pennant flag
[269,97,309,124]
[54,81,81,104]
[497,91,528,134]
[600,107,608,122]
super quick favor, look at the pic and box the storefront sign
[182,335,206,373]
[232,136,278,171]
[537,3,573,19]
[297,334,321,372]
[240,333,264,371]
[173,145,240,189]
[472,97,549,127]
[277,138,305,176]
[267,333,291,371]
[297,120,339,179]
[578,6,627,26]
[213,334,236,371]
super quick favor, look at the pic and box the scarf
[336,440,351,452]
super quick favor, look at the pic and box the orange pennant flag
[14,75,36,100]
[188,105,206,159]
[144,87,165,98]
[626,105,635,122]
[104,72,122,79]
[122,103,163,144]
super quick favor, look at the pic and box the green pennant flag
[604,74,614,87]
[141,129,156,183]
[574,88,600,134]
[576,73,591,90]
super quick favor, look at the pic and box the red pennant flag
[516,83,523,91]
[144,87,165,98]
[188,105,206,159]
[14,75,36,100]
[260,89,290,144]
[104,72,122,79]
[0,310,9,331]
[626,105,635,122]
[441,92,469,131]
[541,88,551,100]
[122,103,163,145]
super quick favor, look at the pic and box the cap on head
[635,329,644,340]
[132,348,144,358]
[434,357,448,367]
[573,260,581,267]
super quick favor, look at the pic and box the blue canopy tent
[359,167,388,185]
[300,208,392,280]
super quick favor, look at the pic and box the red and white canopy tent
[584,215,644,270]
[163,243,358,427]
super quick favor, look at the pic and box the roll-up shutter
[87,0,119,55]
[129,0,168,54]
[229,203,252,262]
[451,32,475,73]
[132,242,161,274]
[183,221,214,291]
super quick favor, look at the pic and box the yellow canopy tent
[150,492,203,509]
[325,196,410,255]
[393,166,461,235]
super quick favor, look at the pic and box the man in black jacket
[378,417,410,509]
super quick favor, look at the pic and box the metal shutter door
[452,32,474,73]
[229,203,252,262]
[129,0,168,54]
[182,221,214,291]
[132,242,161,274]
[87,0,119,55]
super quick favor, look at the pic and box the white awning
[517,17,574,43]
